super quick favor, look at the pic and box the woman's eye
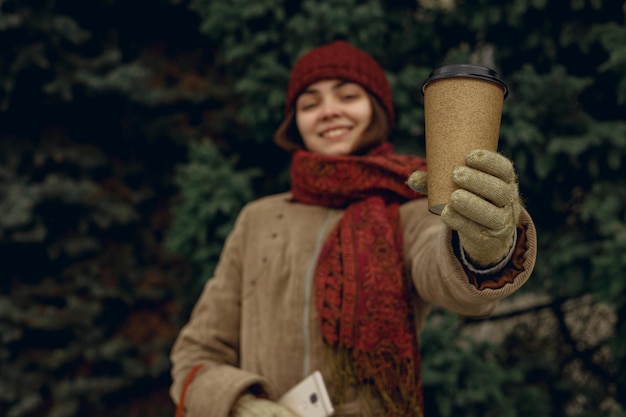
[298,101,318,110]
[339,90,360,100]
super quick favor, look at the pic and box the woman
[170,41,537,417]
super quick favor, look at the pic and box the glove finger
[406,169,428,194]
[466,149,516,184]
[448,189,510,230]
[233,395,299,417]
[452,166,515,208]
[441,204,485,236]
[279,409,300,417]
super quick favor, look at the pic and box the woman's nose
[319,98,340,119]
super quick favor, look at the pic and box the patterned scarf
[290,143,427,416]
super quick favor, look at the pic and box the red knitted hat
[285,41,395,125]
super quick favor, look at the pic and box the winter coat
[170,192,537,417]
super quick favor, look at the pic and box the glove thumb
[407,170,428,194]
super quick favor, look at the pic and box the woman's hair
[273,92,391,154]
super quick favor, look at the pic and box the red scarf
[290,143,427,416]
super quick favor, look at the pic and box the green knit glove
[407,149,521,268]
[232,394,299,417]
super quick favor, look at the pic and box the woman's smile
[319,126,352,140]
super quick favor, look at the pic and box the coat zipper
[302,209,334,378]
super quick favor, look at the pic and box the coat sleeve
[401,198,537,317]
[169,205,271,417]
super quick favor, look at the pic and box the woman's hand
[408,149,521,268]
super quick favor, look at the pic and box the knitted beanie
[285,41,395,125]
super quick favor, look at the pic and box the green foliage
[0,0,217,416]
[0,141,182,417]
[592,22,626,104]
[421,310,551,417]
[166,140,259,296]
[2,0,626,416]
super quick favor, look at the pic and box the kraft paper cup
[421,64,508,215]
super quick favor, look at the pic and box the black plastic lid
[421,64,508,98]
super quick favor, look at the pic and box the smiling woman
[169,40,537,417]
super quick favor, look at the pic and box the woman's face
[295,79,373,156]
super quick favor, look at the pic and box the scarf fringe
[332,347,423,417]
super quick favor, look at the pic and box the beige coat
[170,192,537,416]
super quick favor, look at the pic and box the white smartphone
[278,371,334,417]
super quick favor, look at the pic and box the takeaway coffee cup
[421,64,508,215]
